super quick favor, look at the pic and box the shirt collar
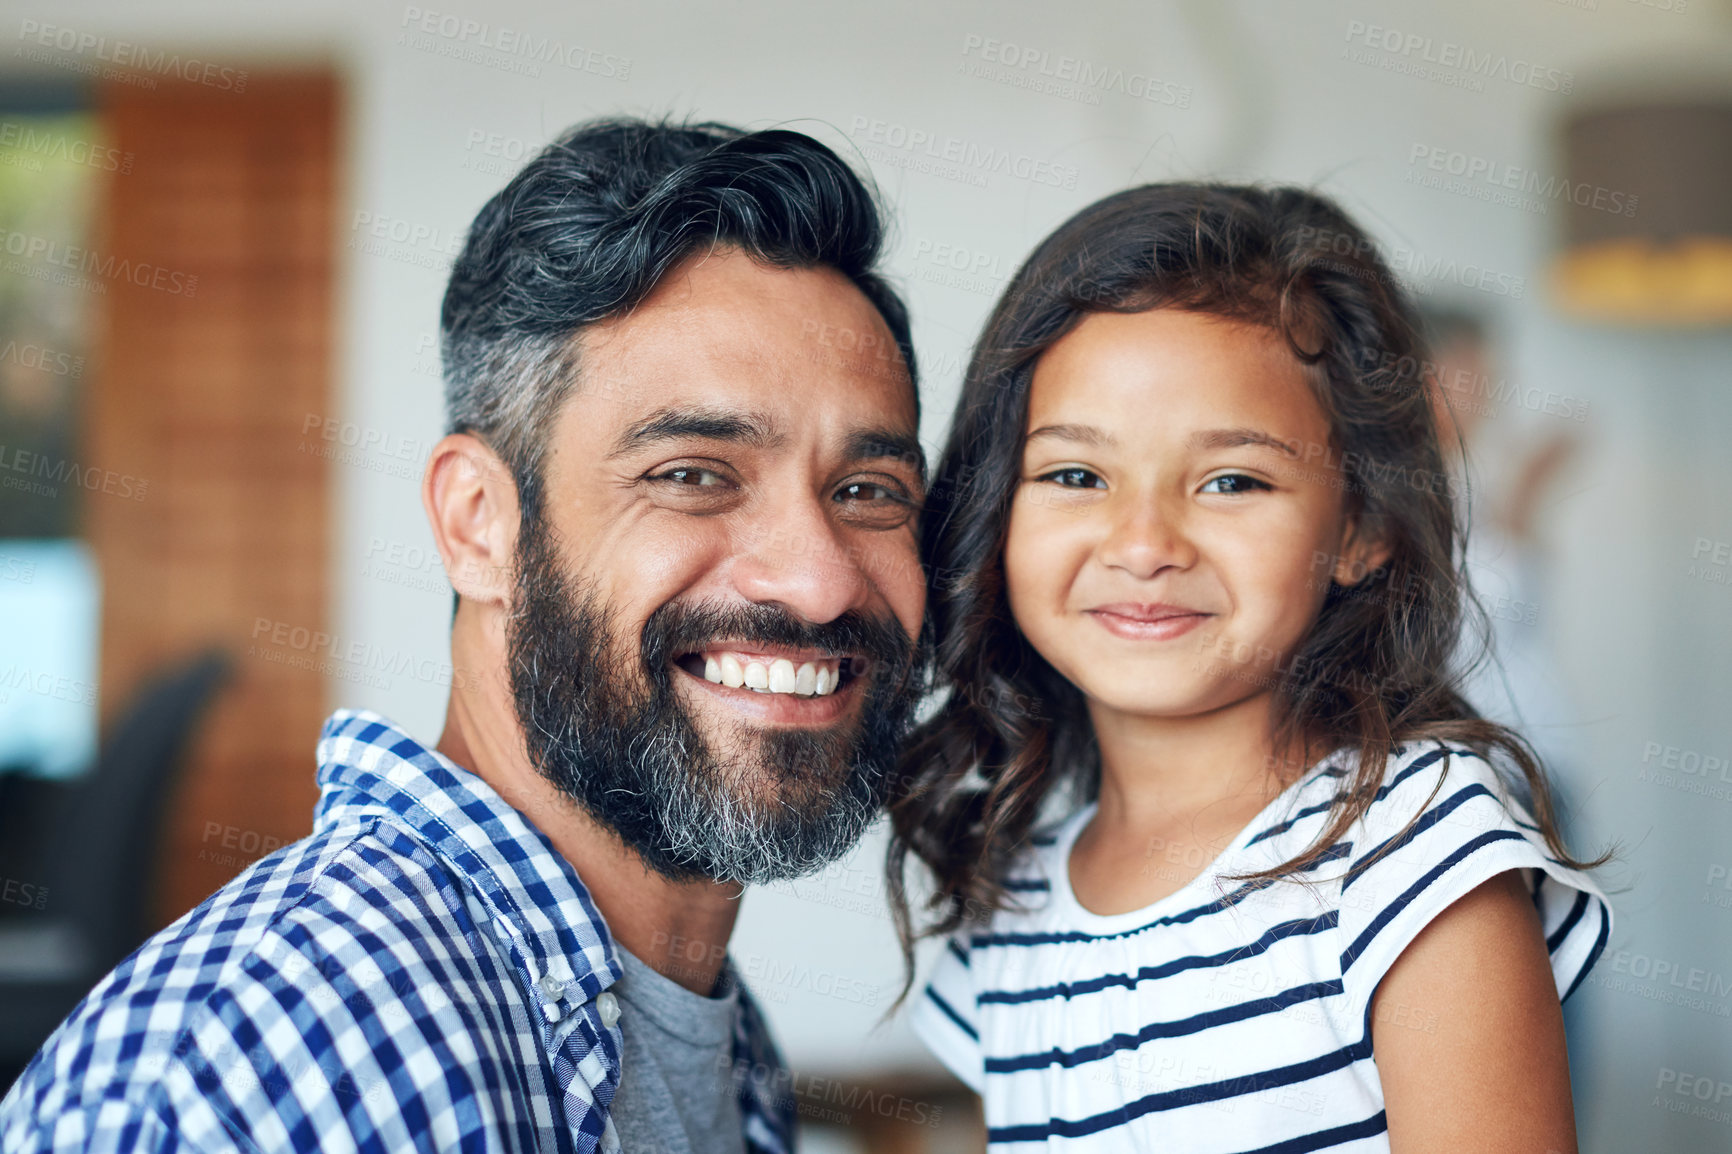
[312,709,622,1029]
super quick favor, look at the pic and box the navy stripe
[1562,899,1611,1003]
[973,878,1275,948]
[1002,878,1051,892]
[1231,1110,1389,1154]
[1546,889,1589,954]
[924,987,978,1041]
[979,913,1337,1005]
[946,939,969,968]
[984,979,1342,1073]
[1300,841,1353,870]
[1341,782,1497,893]
[986,1033,1374,1143]
[1246,746,1467,848]
[1340,829,1526,971]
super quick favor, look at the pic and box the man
[0,118,927,1154]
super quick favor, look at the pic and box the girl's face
[1004,308,1383,725]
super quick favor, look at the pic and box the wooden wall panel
[87,73,337,927]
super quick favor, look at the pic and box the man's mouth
[673,648,856,697]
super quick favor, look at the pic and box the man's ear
[423,434,519,607]
[1331,512,1393,588]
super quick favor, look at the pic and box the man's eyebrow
[1187,427,1301,457]
[609,407,784,457]
[846,429,926,481]
[1025,422,1115,448]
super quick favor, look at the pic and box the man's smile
[672,644,869,724]
[678,645,849,695]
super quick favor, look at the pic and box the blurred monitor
[0,538,99,778]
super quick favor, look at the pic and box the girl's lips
[1086,605,1211,641]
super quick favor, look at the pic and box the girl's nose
[1095,495,1196,580]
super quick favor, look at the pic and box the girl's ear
[1331,513,1392,587]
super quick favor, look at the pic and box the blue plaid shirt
[0,710,797,1154]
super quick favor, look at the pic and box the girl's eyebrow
[1025,422,1114,448]
[1187,427,1301,457]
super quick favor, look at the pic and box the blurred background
[0,1,1728,1150]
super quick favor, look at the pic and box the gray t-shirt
[608,944,746,1154]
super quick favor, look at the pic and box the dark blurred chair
[0,650,229,1091]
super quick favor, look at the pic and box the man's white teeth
[698,652,841,696]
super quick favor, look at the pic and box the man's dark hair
[440,117,917,517]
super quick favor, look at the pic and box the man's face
[507,247,927,884]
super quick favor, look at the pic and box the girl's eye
[835,480,915,529]
[1200,473,1271,495]
[1037,467,1107,490]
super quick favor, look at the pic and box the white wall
[8,2,1731,1148]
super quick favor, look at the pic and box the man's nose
[1096,492,1197,580]
[729,493,874,624]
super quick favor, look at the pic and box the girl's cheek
[1004,509,1069,644]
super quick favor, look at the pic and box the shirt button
[596,991,621,1028]
[539,974,566,999]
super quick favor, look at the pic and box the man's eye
[835,480,914,529]
[1037,467,1106,489]
[658,467,728,488]
[837,481,897,503]
[1200,473,1271,495]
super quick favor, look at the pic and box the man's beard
[505,522,921,885]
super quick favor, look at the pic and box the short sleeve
[909,932,983,1094]
[1333,743,1611,1019]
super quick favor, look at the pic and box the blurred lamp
[1552,103,1732,325]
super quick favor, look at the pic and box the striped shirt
[0,710,795,1154]
[912,742,1610,1152]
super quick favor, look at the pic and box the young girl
[889,184,1610,1152]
